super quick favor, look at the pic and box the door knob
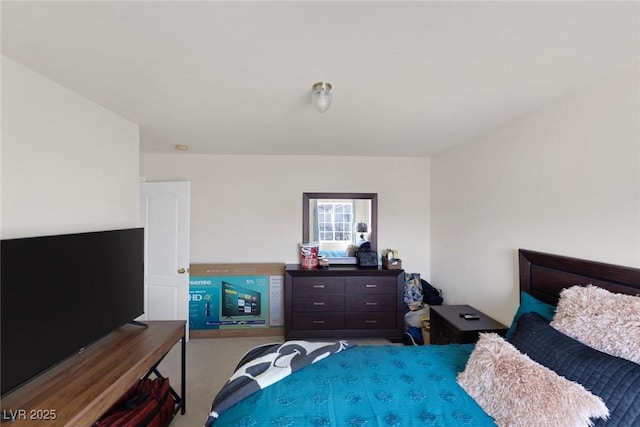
[178,268,186,274]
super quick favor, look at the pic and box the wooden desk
[1,321,186,426]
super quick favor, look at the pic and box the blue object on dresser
[318,250,347,258]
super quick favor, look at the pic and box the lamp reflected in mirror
[357,222,368,242]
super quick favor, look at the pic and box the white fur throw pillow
[458,333,609,427]
[551,285,640,364]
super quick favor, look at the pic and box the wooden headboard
[519,249,640,305]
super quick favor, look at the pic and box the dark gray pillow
[509,312,640,426]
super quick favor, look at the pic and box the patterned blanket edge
[204,339,357,426]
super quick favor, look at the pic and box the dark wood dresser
[284,264,404,342]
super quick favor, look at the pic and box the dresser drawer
[291,313,345,330]
[345,276,397,294]
[292,295,344,312]
[345,294,396,312]
[291,277,344,295]
[345,312,397,329]
[285,265,405,342]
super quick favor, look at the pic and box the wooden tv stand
[1,321,186,426]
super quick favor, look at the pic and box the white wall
[140,154,431,275]
[9,50,635,330]
[431,65,640,325]
[1,56,140,238]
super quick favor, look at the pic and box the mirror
[303,192,378,265]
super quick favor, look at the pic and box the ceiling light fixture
[175,144,189,151]
[311,82,332,113]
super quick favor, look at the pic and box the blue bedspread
[210,343,495,426]
[205,340,355,426]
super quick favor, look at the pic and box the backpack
[94,377,176,427]
[421,279,443,305]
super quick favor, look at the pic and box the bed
[205,249,640,427]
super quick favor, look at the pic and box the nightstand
[430,304,508,345]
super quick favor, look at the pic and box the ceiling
[2,1,638,157]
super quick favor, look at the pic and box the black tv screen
[222,281,261,317]
[1,228,144,396]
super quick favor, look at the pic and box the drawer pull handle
[313,320,326,324]
[365,320,378,324]
[313,284,325,288]
[313,302,325,306]
[365,284,377,288]
[365,302,378,306]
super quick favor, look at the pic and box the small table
[0,321,186,426]
[430,304,508,344]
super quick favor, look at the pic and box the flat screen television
[222,281,261,317]
[1,228,145,396]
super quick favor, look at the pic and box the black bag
[421,279,443,305]
[356,250,378,267]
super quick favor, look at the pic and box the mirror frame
[303,192,378,264]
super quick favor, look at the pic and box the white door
[139,181,190,337]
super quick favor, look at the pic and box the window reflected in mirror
[303,193,377,264]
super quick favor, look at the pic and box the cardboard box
[422,318,431,345]
[189,263,284,336]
